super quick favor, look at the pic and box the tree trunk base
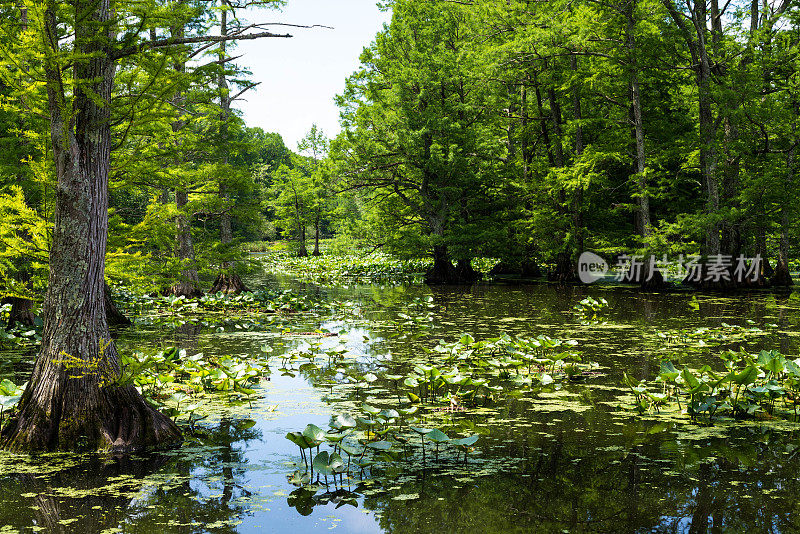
[548,253,578,283]
[761,257,774,278]
[617,258,667,289]
[424,260,458,285]
[771,261,793,287]
[209,272,249,295]
[2,382,182,453]
[2,297,35,328]
[521,259,542,278]
[104,282,131,327]
[168,282,203,298]
[489,258,542,278]
[682,261,773,289]
[640,269,666,290]
[455,259,482,283]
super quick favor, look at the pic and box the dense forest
[0,0,798,452]
[3,0,799,302]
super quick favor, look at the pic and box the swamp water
[1,274,800,533]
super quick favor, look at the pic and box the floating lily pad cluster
[285,406,480,488]
[116,289,327,331]
[398,333,599,404]
[573,296,609,323]
[262,250,431,285]
[625,349,800,422]
[118,347,268,425]
[653,322,777,352]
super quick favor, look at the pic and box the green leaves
[302,424,326,448]
[732,366,758,386]
[286,431,311,450]
[313,451,345,476]
[450,435,479,447]
[426,429,450,444]
[366,440,393,451]
[332,414,356,430]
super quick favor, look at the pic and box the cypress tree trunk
[210,3,248,295]
[312,207,321,256]
[773,113,795,287]
[571,56,585,257]
[168,12,201,298]
[2,297,34,328]
[171,190,202,297]
[425,245,458,285]
[104,282,132,327]
[2,0,180,452]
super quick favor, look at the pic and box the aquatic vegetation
[0,306,41,349]
[400,333,599,402]
[117,288,344,334]
[261,249,431,285]
[0,378,23,427]
[625,349,800,423]
[652,322,777,353]
[278,331,599,495]
[285,407,480,488]
[573,296,609,323]
[118,347,269,424]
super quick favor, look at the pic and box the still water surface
[1,274,800,533]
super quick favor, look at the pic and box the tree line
[0,0,798,452]
[331,0,799,287]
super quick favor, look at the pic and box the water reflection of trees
[355,427,800,533]
[0,417,260,533]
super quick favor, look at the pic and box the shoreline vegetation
[2,0,800,529]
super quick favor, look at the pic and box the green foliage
[262,247,431,284]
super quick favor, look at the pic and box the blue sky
[232,0,391,151]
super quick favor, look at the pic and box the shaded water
[2,274,800,533]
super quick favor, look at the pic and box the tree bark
[212,2,248,294]
[424,245,458,285]
[2,297,35,328]
[571,56,585,256]
[168,10,202,298]
[773,108,795,287]
[312,207,321,256]
[171,190,203,297]
[104,282,131,327]
[663,0,720,255]
[627,1,650,238]
[2,0,181,452]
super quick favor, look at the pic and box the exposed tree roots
[2,378,182,453]
[167,281,203,298]
[772,261,794,287]
[209,272,248,294]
